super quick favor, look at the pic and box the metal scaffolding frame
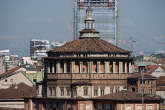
[73,0,119,45]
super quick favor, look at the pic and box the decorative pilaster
[129,62,133,73]
[64,62,67,73]
[119,61,123,73]
[125,62,128,73]
[48,62,50,73]
[90,61,93,73]
[105,61,109,73]
[71,61,75,73]
[80,62,83,73]
[97,61,100,73]
[52,62,55,73]
[56,62,60,73]
[113,62,116,73]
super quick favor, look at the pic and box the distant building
[30,39,51,59]
[0,56,5,74]
[146,65,165,77]
[22,56,34,65]
[0,66,34,89]
[0,49,10,56]
[0,83,35,110]
[51,41,66,49]
[127,73,157,95]
[0,49,20,73]
[30,39,66,59]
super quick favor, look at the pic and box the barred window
[94,87,98,96]
[60,87,64,96]
[101,87,104,96]
[84,87,88,96]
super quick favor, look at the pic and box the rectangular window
[80,104,83,110]
[101,88,104,96]
[73,87,77,96]
[59,104,63,110]
[94,87,98,96]
[126,104,132,110]
[86,104,91,110]
[147,105,153,110]
[84,87,88,96]
[48,87,52,96]
[105,104,110,110]
[110,86,114,93]
[98,103,102,110]
[53,87,56,96]
[136,104,142,110]
[60,87,64,96]
[67,62,70,73]
[149,89,152,95]
[93,62,97,73]
[66,87,70,96]
[26,103,29,110]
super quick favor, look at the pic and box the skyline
[0,0,165,57]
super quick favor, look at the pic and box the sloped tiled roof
[146,65,165,74]
[95,90,161,101]
[49,38,129,53]
[0,66,25,78]
[127,73,156,79]
[0,83,36,99]
[0,107,23,110]
[146,65,159,74]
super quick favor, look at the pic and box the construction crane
[126,37,136,56]
[70,0,73,41]
[119,0,123,48]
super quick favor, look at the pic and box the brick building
[24,7,163,110]
[127,73,157,95]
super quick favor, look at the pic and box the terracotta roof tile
[127,73,156,79]
[0,107,24,110]
[0,83,36,99]
[146,65,159,74]
[95,90,161,101]
[49,38,129,53]
[0,66,25,78]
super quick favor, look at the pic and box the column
[105,61,109,73]
[64,62,67,73]
[125,62,128,73]
[87,62,90,73]
[56,62,60,73]
[97,61,100,73]
[129,62,133,73]
[48,62,50,73]
[113,61,116,73]
[98,87,101,96]
[52,62,55,73]
[80,61,83,73]
[71,61,75,73]
[90,61,93,73]
[119,61,123,73]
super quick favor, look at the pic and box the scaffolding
[73,0,119,45]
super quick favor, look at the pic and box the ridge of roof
[0,66,25,78]
[49,37,129,54]
[127,73,156,79]
[95,90,161,101]
[0,83,36,99]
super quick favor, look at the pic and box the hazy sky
[0,0,165,56]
